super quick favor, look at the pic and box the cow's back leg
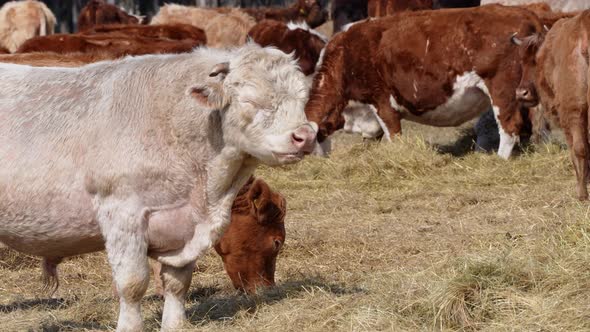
[159,261,195,331]
[369,97,402,142]
[97,197,150,332]
[562,109,590,200]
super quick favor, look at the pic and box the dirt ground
[1,121,589,331]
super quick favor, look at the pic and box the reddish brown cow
[81,23,206,44]
[77,0,140,32]
[305,5,544,159]
[515,11,590,199]
[16,33,203,57]
[240,0,327,28]
[368,0,434,17]
[248,20,327,76]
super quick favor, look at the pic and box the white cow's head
[191,44,317,166]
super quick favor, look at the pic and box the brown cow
[368,0,434,17]
[305,5,544,159]
[77,0,141,32]
[515,11,590,200]
[248,20,327,76]
[0,0,56,52]
[16,33,203,57]
[240,0,327,28]
[81,23,206,44]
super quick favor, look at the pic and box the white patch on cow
[368,104,392,142]
[393,71,492,127]
[492,105,518,159]
[286,21,328,42]
[425,38,430,54]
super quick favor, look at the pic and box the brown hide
[150,177,286,295]
[305,5,544,144]
[368,0,434,17]
[15,34,202,57]
[0,51,118,66]
[77,0,140,32]
[241,0,327,28]
[81,24,206,44]
[248,20,326,76]
[516,11,590,199]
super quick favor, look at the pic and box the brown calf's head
[512,31,545,108]
[214,177,286,293]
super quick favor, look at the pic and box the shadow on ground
[186,275,365,323]
[0,297,70,314]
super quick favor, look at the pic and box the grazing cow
[16,34,203,57]
[332,0,368,33]
[248,20,327,76]
[152,177,287,295]
[368,0,433,17]
[77,0,141,32]
[0,44,316,331]
[480,0,590,12]
[81,24,207,44]
[305,5,544,159]
[0,0,56,53]
[240,0,327,28]
[151,5,256,48]
[514,11,590,199]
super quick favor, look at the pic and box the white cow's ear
[208,62,230,80]
[188,84,227,110]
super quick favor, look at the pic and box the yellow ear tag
[300,8,306,14]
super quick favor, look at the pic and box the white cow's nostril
[292,133,305,144]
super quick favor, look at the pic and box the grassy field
[1,121,590,331]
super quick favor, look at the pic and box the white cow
[0,44,316,331]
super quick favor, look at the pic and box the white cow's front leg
[493,105,519,159]
[160,261,195,331]
[97,197,150,332]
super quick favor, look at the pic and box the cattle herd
[0,0,589,330]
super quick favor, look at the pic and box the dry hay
[1,122,589,331]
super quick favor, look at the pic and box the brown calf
[77,0,141,32]
[81,23,206,44]
[515,11,590,200]
[248,20,327,76]
[305,5,544,159]
[16,33,202,57]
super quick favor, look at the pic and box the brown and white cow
[306,5,544,159]
[0,0,56,53]
[514,11,590,200]
[248,20,327,76]
[77,0,142,32]
[0,44,315,331]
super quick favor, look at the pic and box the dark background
[0,0,307,32]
